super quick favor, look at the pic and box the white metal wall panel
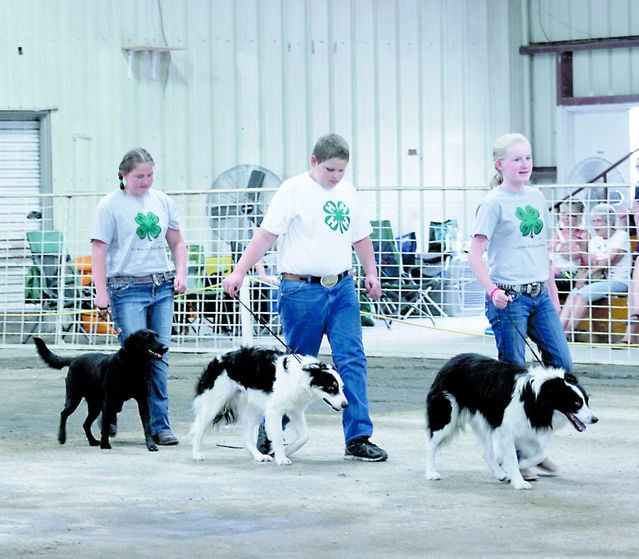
[0,0,516,201]
[1,0,637,216]
[526,0,639,167]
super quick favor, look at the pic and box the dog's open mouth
[147,349,167,360]
[566,412,587,432]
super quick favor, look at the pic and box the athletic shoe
[153,432,179,445]
[536,458,559,474]
[520,468,538,481]
[344,437,388,462]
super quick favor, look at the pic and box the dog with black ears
[191,346,349,465]
[425,353,598,489]
[33,329,167,452]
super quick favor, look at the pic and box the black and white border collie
[425,353,598,489]
[191,346,348,465]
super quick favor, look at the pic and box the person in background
[559,203,631,337]
[222,133,388,462]
[92,148,187,446]
[550,199,589,298]
[468,133,572,481]
[614,155,639,345]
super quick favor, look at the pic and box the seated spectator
[617,197,639,345]
[550,199,589,297]
[559,203,631,336]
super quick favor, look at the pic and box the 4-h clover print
[516,205,544,238]
[135,212,162,241]
[323,200,351,233]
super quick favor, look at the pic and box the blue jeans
[278,275,374,445]
[572,279,628,302]
[107,280,175,435]
[485,288,573,371]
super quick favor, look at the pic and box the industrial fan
[207,164,282,260]
[565,156,628,209]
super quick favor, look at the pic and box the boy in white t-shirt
[223,134,387,462]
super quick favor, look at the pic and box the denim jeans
[572,279,628,302]
[278,275,374,444]
[485,288,573,371]
[107,279,175,435]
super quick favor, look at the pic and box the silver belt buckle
[530,283,541,296]
[152,273,163,286]
[320,274,338,288]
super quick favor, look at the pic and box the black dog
[34,329,167,452]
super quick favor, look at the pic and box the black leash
[98,306,124,337]
[500,296,544,366]
[235,297,302,363]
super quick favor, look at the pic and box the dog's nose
[591,415,599,424]
[341,400,349,409]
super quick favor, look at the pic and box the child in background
[550,199,589,297]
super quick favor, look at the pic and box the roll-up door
[0,120,41,309]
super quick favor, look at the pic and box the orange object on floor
[72,256,118,336]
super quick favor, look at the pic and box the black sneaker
[257,423,273,455]
[344,437,388,462]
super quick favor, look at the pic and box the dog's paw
[511,479,532,490]
[425,471,441,480]
[275,456,292,466]
[255,453,273,463]
[100,442,112,450]
[147,444,158,452]
[493,469,508,482]
[192,453,205,461]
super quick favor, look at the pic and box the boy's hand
[364,276,381,299]
[222,271,244,298]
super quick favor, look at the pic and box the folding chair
[173,244,207,336]
[200,256,238,335]
[369,220,445,325]
[23,230,105,342]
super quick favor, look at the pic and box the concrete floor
[0,349,637,558]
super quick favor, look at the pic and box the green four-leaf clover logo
[324,201,351,233]
[516,205,543,238]
[135,212,162,241]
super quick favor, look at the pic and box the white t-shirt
[260,171,372,276]
[91,189,181,277]
[473,185,552,285]
[588,229,631,284]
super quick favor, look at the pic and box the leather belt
[108,272,175,286]
[497,281,544,297]
[280,270,350,288]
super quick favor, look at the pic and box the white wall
[1,0,638,222]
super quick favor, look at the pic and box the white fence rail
[1,184,635,361]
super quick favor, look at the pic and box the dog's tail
[211,400,239,427]
[33,337,73,369]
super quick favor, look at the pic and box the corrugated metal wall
[526,0,639,164]
[1,0,638,212]
[1,0,518,201]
